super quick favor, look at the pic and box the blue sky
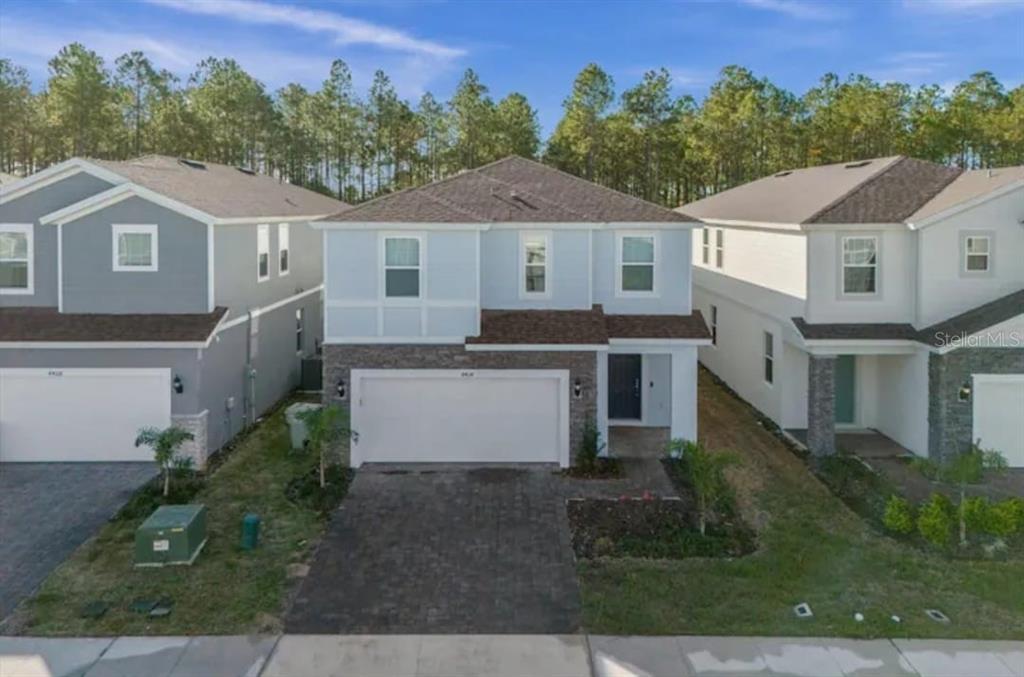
[1,0,1021,135]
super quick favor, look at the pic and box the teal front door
[835,355,856,424]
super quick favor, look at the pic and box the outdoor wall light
[958,381,971,402]
[336,378,348,400]
[172,375,184,394]
[573,378,583,399]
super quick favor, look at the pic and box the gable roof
[88,155,347,220]
[680,156,962,226]
[322,156,696,224]
[908,166,1024,224]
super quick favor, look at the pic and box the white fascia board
[695,217,804,232]
[608,338,713,347]
[41,183,217,226]
[465,343,609,352]
[803,339,923,355]
[907,180,1024,230]
[0,159,127,205]
[324,336,466,345]
[0,341,207,349]
[313,221,696,231]
[801,222,907,232]
[213,214,330,226]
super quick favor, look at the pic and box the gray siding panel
[215,221,322,318]
[62,196,208,313]
[0,173,115,307]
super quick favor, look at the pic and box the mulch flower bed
[563,458,625,479]
[567,495,756,560]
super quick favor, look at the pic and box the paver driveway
[286,465,583,634]
[0,463,156,622]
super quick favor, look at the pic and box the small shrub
[284,464,354,515]
[667,439,738,536]
[575,418,606,472]
[988,498,1024,538]
[918,493,955,548]
[883,495,915,535]
[962,496,991,535]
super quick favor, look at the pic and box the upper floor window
[279,223,290,275]
[384,236,420,298]
[0,223,32,294]
[710,304,718,347]
[964,234,991,273]
[701,228,710,265]
[842,235,877,295]
[112,224,158,272]
[618,233,656,295]
[763,331,774,385]
[715,229,724,268]
[257,224,270,282]
[521,231,550,297]
[296,307,304,353]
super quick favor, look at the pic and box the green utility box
[134,504,208,567]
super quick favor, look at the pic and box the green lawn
[579,371,1024,639]
[13,401,338,636]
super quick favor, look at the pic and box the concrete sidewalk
[1,633,1021,677]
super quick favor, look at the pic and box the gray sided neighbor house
[0,156,347,465]
[318,156,711,468]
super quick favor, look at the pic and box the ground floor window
[763,331,774,385]
[296,307,304,353]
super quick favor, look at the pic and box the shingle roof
[793,289,1024,347]
[323,156,696,223]
[90,155,348,219]
[908,166,1024,223]
[680,156,962,225]
[0,307,228,343]
[466,306,711,345]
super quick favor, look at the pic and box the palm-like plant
[297,405,355,488]
[668,439,739,536]
[135,426,195,497]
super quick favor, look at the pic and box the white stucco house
[680,157,1023,466]
[316,156,711,467]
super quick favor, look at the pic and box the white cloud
[903,0,1024,13]
[871,51,950,82]
[739,0,845,21]
[145,0,465,59]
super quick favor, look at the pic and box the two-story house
[680,157,1024,466]
[317,156,710,467]
[0,155,347,465]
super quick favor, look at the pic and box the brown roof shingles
[0,307,228,343]
[466,306,711,345]
[324,156,696,224]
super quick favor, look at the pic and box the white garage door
[0,369,171,462]
[973,374,1024,467]
[351,369,569,467]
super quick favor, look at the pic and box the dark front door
[609,354,642,420]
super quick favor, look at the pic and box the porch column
[808,354,837,457]
[670,348,698,443]
[596,352,609,455]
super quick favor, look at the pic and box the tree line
[2,43,1021,206]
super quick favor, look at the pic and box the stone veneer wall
[171,410,210,469]
[928,347,1024,461]
[807,355,836,457]
[322,344,598,466]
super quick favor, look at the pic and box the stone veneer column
[171,411,210,469]
[807,355,836,457]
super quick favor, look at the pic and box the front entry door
[835,355,856,424]
[609,354,642,420]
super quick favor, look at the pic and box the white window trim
[0,223,33,295]
[111,224,158,272]
[840,235,879,297]
[962,233,993,275]
[519,230,552,299]
[278,223,290,276]
[257,223,270,282]
[715,228,724,269]
[381,233,424,301]
[701,227,710,266]
[763,330,775,386]
[615,231,658,298]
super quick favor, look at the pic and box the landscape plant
[917,493,956,548]
[134,425,195,497]
[667,439,738,536]
[914,444,1008,547]
[297,404,354,489]
[883,495,915,535]
[575,418,606,473]
[988,498,1024,539]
